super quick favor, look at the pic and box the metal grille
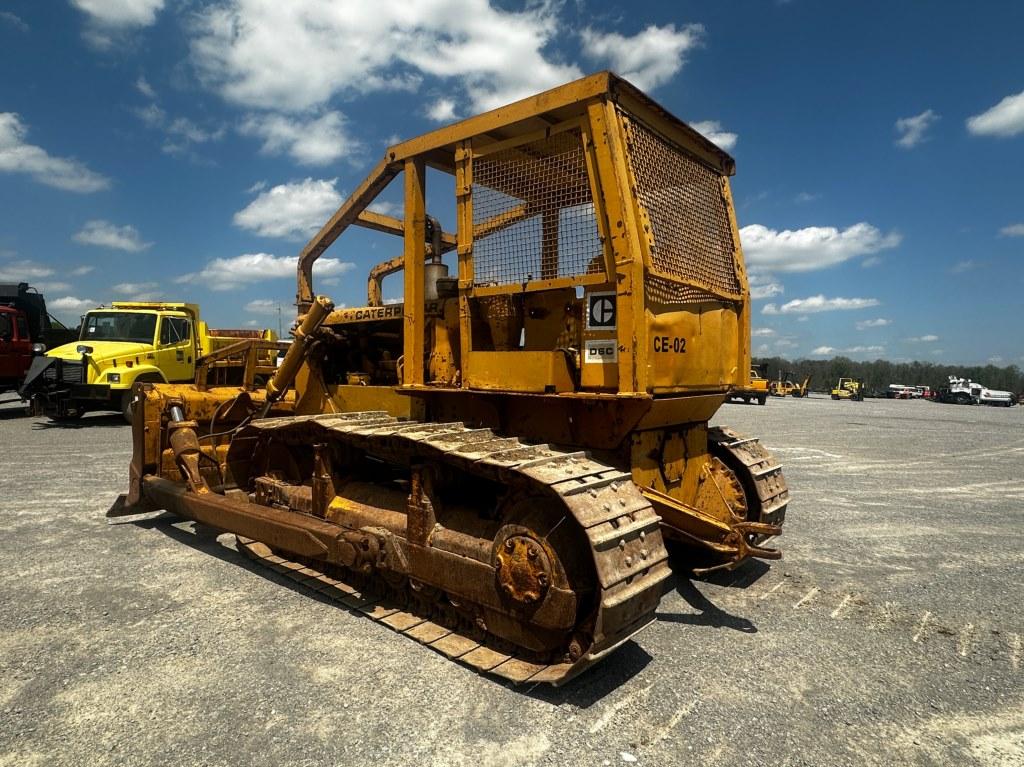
[43,359,83,384]
[471,129,603,287]
[623,113,741,300]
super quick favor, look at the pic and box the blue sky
[1,0,1022,365]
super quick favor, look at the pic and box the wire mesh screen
[471,129,603,287]
[623,113,741,301]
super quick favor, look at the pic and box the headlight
[107,372,121,383]
[31,342,46,354]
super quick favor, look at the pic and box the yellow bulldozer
[114,73,788,685]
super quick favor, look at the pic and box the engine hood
[47,340,153,363]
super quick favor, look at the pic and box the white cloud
[71,0,165,48]
[50,296,96,313]
[906,334,939,343]
[368,200,402,217]
[966,90,1024,138]
[895,109,939,148]
[135,75,156,99]
[987,356,1004,364]
[191,0,584,114]
[166,117,224,146]
[34,281,72,293]
[762,295,879,315]
[795,192,820,204]
[233,178,343,240]
[748,274,783,300]
[1000,223,1024,237]
[861,256,882,268]
[581,24,703,91]
[751,328,776,337]
[71,0,164,26]
[689,120,737,152]
[133,103,165,128]
[856,318,890,330]
[112,281,158,294]
[740,222,901,272]
[134,104,225,157]
[811,344,884,356]
[73,220,152,252]
[70,265,94,276]
[426,99,458,123]
[0,113,110,193]
[0,11,29,32]
[176,252,353,291]
[774,338,798,349]
[244,299,288,314]
[950,259,978,274]
[0,259,55,281]
[239,111,356,165]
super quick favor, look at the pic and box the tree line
[752,356,1024,395]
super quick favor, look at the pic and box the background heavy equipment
[831,377,865,401]
[21,301,277,422]
[769,373,810,398]
[115,72,789,685]
[0,283,77,403]
[935,376,1016,406]
[727,364,769,405]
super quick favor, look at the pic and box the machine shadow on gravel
[652,547,764,633]
[109,508,346,611]
[31,414,127,430]
[523,643,653,708]
[659,578,757,634]
[107,498,654,705]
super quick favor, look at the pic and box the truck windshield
[80,312,158,343]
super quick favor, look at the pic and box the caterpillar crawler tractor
[116,73,788,685]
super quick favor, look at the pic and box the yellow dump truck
[21,301,276,422]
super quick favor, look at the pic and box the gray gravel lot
[0,395,1021,766]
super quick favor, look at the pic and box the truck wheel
[121,391,135,424]
[758,395,767,406]
[954,392,972,405]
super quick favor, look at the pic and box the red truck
[0,283,77,402]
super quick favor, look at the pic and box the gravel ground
[0,395,1021,767]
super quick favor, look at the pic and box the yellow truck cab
[21,301,274,422]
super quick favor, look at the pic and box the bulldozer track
[708,426,789,526]
[235,411,673,685]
